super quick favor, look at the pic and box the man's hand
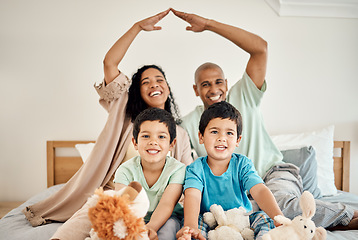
[171,8,209,32]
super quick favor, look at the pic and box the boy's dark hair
[199,101,242,139]
[126,65,182,124]
[133,107,177,144]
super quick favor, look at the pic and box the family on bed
[22,8,358,240]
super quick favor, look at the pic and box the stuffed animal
[203,204,254,240]
[262,191,327,240]
[85,181,150,240]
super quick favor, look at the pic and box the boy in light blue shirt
[177,102,283,240]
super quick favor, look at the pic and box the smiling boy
[114,107,186,240]
[177,102,283,240]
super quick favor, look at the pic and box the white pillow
[75,143,95,163]
[271,125,336,196]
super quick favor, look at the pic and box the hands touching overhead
[103,8,213,84]
[130,8,266,89]
[134,8,210,33]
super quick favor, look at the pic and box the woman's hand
[136,9,170,31]
[171,8,210,32]
[103,9,170,84]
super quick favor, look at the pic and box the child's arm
[146,183,183,234]
[176,188,205,240]
[249,183,283,227]
[114,182,127,191]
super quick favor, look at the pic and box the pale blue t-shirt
[184,153,263,214]
[114,155,186,221]
[180,72,283,177]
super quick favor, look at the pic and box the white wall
[1,0,357,201]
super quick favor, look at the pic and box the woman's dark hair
[133,107,176,144]
[126,65,181,124]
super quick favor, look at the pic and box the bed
[0,139,357,239]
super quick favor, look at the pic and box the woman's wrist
[132,22,143,33]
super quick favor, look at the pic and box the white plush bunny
[262,191,326,240]
[203,204,254,240]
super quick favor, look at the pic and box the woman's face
[140,68,170,109]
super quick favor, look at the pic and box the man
[172,8,358,230]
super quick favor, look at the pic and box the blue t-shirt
[184,153,263,214]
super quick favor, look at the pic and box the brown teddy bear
[86,181,150,240]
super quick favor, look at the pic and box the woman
[23,9,192,239]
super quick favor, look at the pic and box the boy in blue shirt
[177,102,283,240]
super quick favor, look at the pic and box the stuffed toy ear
[210,204,227,226]
[300,191,316,219]
[203,212,217,229]
[127,182,150,219]
[120,181,141,200]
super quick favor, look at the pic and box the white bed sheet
[0,185,63,239]
[0,186,357,239]
[321,191,358,239]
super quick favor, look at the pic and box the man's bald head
[194,62,225,84]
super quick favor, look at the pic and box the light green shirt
[180,72,283,177]
[114,155,185,221]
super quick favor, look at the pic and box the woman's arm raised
[103,9,170,84]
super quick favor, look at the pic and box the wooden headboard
[46,140,351,192]
[333,141,350,192]
[46,140,95,187]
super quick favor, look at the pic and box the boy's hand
[146,226,158,240]
[274,217,283,227]
[177,226,191,240]
[177,226,205,240]
[170,8,209,32]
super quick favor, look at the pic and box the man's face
[193,67,228,109]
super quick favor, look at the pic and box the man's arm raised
[171,8,267,89]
